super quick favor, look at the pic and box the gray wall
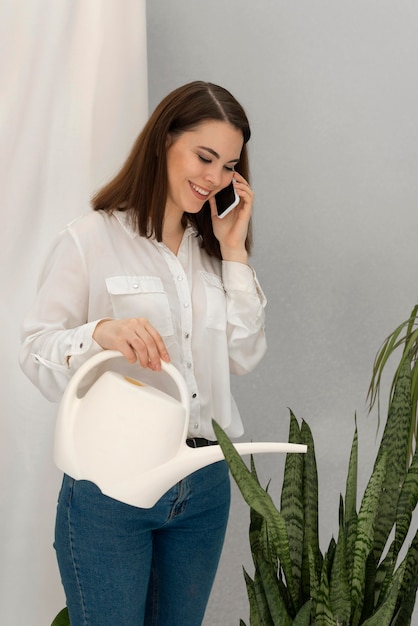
[147,2,418,624]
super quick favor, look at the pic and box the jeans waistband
[186,437,218,448]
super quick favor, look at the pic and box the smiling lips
[190,182,210,200]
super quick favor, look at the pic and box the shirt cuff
[67,319,105,371]
[222,261,267,305]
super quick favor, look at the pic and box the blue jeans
[54,462,230,626]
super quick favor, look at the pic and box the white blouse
[20,210,267,439]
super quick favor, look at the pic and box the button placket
[174,264,199,430]
[162,243,200,433]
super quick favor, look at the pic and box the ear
[165,133,173,149]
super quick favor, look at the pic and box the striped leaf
[392,528,418,625]
[409,358,418,461]
[243,567,263,626]
[308,545,319,618]
[249,502,269,567]
[300,420,322,600]
[393,445,418,558]
[330,517,351,626]
[361,561,405,626]
[375,542,396,606]
[374,543,395,606]
[280,411,304,595]
[373,356,411,562]
[360,551,378,621]
[213,420,298,610]
[344,419,358,580]
[314,555,335,626]
[253,566,276,626]
[351,451,387,624]
[251,510,292,619]
[254,551,293,626]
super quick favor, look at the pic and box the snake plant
[368,304,418,466]
[51,314,418,626]
[213,347,418,625]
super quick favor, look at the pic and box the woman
[20,81,267,626]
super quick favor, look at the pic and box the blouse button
[184,302,189,308]
[192,393,197,399]
[132,283,139,289]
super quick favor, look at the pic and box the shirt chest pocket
[106,276,174,336]
[200,271,227,331]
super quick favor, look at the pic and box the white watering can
[54,350,307,508]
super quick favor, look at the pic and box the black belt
[186,437,218,448]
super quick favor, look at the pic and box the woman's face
[165,119,244,218]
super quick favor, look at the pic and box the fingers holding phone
[214,181,240,218]
[212,173,253,221]
[209,173,254,262]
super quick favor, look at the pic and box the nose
[204,165,223,188]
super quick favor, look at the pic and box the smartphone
[215,182,240,218]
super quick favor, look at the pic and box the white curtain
[0,2,148,623]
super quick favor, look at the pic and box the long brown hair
[92,81,252,258]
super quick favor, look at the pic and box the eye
[198,155,211,164]
[224,165,235,172]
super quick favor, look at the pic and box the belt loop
[186,437,218,448]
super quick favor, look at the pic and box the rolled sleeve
[222,261,267,304]
[222,261,267,374]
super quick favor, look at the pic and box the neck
[162,212,186,255]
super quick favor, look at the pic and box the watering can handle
[65,349,190,413]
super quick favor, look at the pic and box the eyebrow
[197,145,240,164]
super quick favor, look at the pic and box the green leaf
[367,305,418,464]
[344,418,358,579]
[360,551,378,622]
[213,420,298,610]
[393,446,418,558]
[280,411,304,594]
[243,567,263,626]
[351,451,387,624]
[308,545,319,618]
[249,502,267,564]
[374,447,417,609]
[374,542,395,607]
[251,509,292,620]
[361,561,405,626]
[367,317,410,416]
[314,555,335,626]
[300,420,322,600]
[51,607,70,626]
[392,528,418,625]
[330,517,351,626]
[292,600,311,625]
[254,551,293,626]
[253,566,275,626]
[373,357,412,562]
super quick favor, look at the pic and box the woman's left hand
[209,172,253,264]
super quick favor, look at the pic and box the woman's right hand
[93,318,170,371]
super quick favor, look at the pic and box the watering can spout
[108,440,307,508]
[54,350,306,509]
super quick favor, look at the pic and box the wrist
[93,318,113,341]
[220,247,248,264]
